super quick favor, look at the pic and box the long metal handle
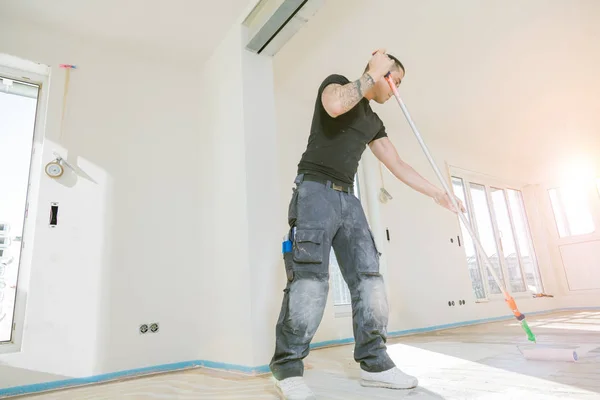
[384,74,536,341]
[384,76,508,298]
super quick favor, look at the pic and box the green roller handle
[521,320,537,342]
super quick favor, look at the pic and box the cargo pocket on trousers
[369,229,382,258]
[293,229,324,264]
[363,229,381,275]
[283,251,294,282]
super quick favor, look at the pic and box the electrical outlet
[448,300,467,307]
[140,322,159,334]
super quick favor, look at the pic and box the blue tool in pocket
[282,227,296,254]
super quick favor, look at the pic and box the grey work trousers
[269,174,396,380]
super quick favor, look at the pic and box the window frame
[547,185,597,239]
[0,60,49,354]
[449,167,544,301]
[452,176,489,301]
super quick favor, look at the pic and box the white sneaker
[275,376,317,400]
[360,367,418,389]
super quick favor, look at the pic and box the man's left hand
[433,191,466,214]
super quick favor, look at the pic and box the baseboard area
[1,306,598,398]
[309,307,577,350]
[0,360,270,398]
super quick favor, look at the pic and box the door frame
[448,165,543,301]
[0,61,49,353]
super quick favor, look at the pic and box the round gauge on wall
[45,161,64,178]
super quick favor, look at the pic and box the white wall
[0,16,208,377]
[198,22,286,369]
[0,8,285,381]
[0,0,283,383]
[195,24,256,367]
[272,0,600,343]
[241,41,285,368]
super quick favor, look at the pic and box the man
[270,50,465,400]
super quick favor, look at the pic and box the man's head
[364,53,405,104]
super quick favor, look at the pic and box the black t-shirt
[297,74,388,186]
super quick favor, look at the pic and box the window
[330,175,361,307]
[506,189,543,292]
[469,183,506,295]
[490,187,526,293]
[0,62,46,353]
[1,78,39,344]
[451,177,486,299]
[548,186,595,238]
[452,174,543,299]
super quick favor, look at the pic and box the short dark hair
[364,53,405,74]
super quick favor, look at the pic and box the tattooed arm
[321,72,376,118]
[321,50,394,118]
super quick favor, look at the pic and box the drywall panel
[195,23,255,368]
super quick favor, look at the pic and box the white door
[539,179,600,292]
[0,75,40,344]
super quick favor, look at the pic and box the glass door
[469,183,506,295]
[0,75,39,344]
[451,169,544,300]
[451,177,486,299]
[489,187,527,293]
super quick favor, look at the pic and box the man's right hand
[368,49,395,81]
[321,49,393,118]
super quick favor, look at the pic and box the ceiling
[273,0,600,184]
[0,0,252,61]
[2,0,599,183]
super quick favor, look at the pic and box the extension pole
[384,74,536,342]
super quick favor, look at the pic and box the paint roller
[380,62,580,362]
[518,345,579,362]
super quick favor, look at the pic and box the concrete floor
[8,310,600,399]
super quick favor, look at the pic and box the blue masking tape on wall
[0,360,271,398]
[310,306,600,348]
